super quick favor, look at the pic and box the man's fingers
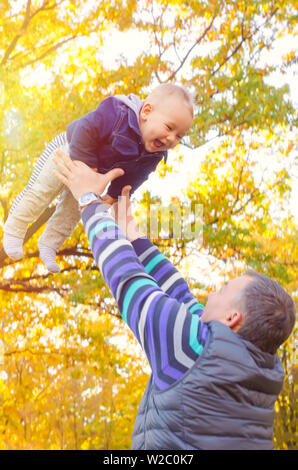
[104,168,125,184]
[122,186,132,216]
[121,185,132,199]
[101,194,116,207]
[53,169,69,186]
[52,156,72,178]
[55,148,73,169]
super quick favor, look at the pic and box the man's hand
[112,186,145,242]
[101,194,117,207]
[53,149,124,200]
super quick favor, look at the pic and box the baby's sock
[38,241,61,273]
[3,233,24,260]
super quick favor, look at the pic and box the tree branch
[167,15,216,82]
[230,165,244,212]
[12,35,80,71]
[0,283,65,295]
[29,0,68,21]
[0,0,32,68]
[0,254,100,295]
[206,187,260,227]
[0,0,71,70]
[210,8,279,77]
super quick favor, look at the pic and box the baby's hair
[146,83,194,117]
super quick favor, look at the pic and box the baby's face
[139,95,193,153]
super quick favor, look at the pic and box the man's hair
[236,270,296,354]
[147,83,194,117]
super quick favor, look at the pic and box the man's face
[139,95,193,153]
[201,275,253,330]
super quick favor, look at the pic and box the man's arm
[132,237,204,316]
[53,152,208,391]
[113,187,204,315]
[82,202,208,390]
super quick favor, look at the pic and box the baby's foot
[3,233,24,260]
[38,241,61,273]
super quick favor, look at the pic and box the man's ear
[140,102,153,120]
[225,311,242,331]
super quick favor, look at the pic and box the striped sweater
[82,202,208,391]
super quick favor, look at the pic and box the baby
[3,83,194,272]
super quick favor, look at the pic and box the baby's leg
[3,133,67,260]
[38,188,81,272]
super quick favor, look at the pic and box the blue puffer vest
[131,321,284,450]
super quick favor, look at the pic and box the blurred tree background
[0,0,297,449]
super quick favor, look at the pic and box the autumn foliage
[0,0,297,449]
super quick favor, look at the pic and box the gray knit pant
[4,132,81,251]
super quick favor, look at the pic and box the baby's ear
[141,102,153,118]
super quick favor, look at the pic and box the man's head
[201,270,296,354]
[139,83,194,153]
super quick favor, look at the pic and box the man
[53,150,296,450]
